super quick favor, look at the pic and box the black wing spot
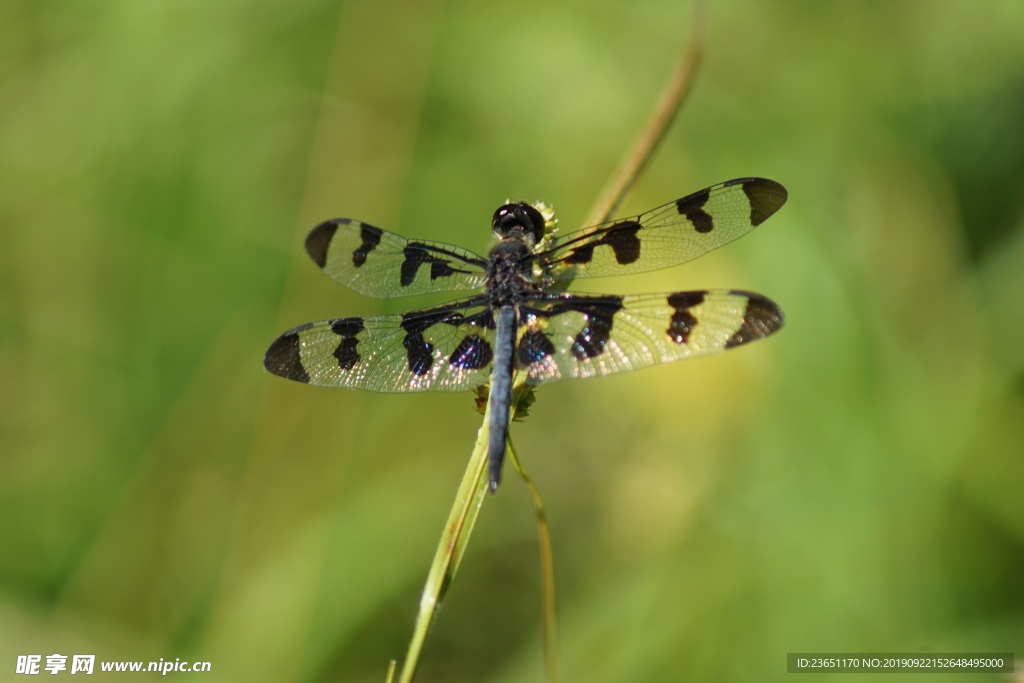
[736,178,788,227]
[559,220,642,266]
[518,329,555,365]
[449,334,493,370]
[263,324,314,383]
[666,292,705,344]
[330,318,364,337]
[572,314,616,360]
[603,220,642,264]
[330,317,365,370]
[724,292,785,349]
[676,187,713,233]
[353,223,383,267]
[562,243,595,265]
[403,334,433,375]
[401,243,456,287]
[567,299,623,360]
[305,221,339,269]
[400,307,466,376]
[431,259,456,280]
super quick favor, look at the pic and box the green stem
[506,436,559,683]
[395,396,493,682]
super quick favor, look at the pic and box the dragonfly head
[492,202,546,246]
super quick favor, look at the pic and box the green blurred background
[3,1,1023,681]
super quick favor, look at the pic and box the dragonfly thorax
[485,238,535,308]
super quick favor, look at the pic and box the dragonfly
[264,178,787,492]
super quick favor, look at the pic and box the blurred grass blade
[506,436,559,683]
[396,391,494,682]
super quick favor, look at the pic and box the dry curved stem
[583,0,708,228]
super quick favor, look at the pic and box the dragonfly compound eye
[491,202,546,244]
